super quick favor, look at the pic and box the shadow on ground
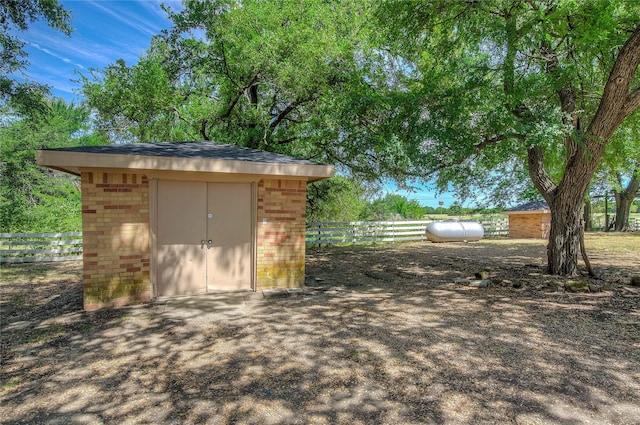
[1,240,639,424]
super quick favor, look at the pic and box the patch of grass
[478,233,640,256]
[19,325,67,345]
[0,261,82,285]
[585,232,640,254]
[78,322,94,334]
[0,379,21,392]
[0,264,46,284]
[10,293,28,306]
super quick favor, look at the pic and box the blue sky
[16,0,459,208]
[16,0,181,102]
[383,181,458,208]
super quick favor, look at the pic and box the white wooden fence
[594,216,640,231]
[0,232,83,263]
[305,218,509,246]
[1,217,636,262]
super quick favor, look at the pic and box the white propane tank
[426,220,484,243]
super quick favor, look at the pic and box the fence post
[392,221,395,243]
[351,222,356,245]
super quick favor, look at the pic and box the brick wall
[508,213,551,239]
[81,171,151,310]
[256,179,307,289]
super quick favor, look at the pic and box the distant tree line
[306,177,505,223]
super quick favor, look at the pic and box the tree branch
[273,136,298,145]
[430,133,523,173]
[169,105,191,125]
[220,91,243,120]
[219,40,239,89]
[624,170,640,200]
[623,87,640,116]
[589,26,640,140]
[540,39,580,160]
[220,73,261,120]
[200,119,209,140]
[527,146,557,201]
[269,99,303,130]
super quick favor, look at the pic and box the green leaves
[0,100,106,232]
[0,0,72,110]
[375,0,640,205]
[81,0,384,166]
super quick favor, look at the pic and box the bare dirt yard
[1,234,639,424]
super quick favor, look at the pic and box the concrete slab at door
[206,183,252,290]
[157,180,207,296]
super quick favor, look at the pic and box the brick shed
[503,201,551,239]
[37,141,333,310]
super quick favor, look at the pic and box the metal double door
[156,180,252,296]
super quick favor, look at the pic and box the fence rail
[0,232,83,263]
[305,219,509,246]
[1,217,636,262]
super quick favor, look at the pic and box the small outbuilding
[503,200,551,239]
[37,141,334,310]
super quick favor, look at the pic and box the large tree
[0,0,72,112]
[81,0,421,182]
[378,0,640,275]
[82,1,365,152]
[599,117,640,231]
[0,99,107,232]
[613,170,640,231]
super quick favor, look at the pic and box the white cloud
[88,0,169,37]
[25,27,111,66]
[20,65,79,95]
[138,0,181,20]
[17,0,178,101]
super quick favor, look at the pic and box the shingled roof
[504,200,550,213]
[40,141,322,165]
[37,141,334,181]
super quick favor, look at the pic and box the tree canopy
[374,0,640,274]
[0,100,107,232]
[0,0,72,112]
[599,117,640,231]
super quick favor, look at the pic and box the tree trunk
[583,199,592,232]
[528,27,640,276]
[614,193,632,231]
[613,173,639,232]
[546,189,585,276]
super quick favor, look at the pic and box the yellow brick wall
[256,179,307,289]
[81,171,151,309]
[508,213,551,239]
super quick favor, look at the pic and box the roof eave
[503,209,550,215]
[36,150,334,181]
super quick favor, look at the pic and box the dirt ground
[1,234,640,424]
